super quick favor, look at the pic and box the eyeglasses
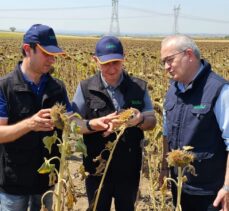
[161,49,187,66]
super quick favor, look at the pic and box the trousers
[0,191,53,211]
[85,176,139,211]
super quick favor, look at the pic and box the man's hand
[89,112,119,132]
[125,108,143,127]
[27,109,54,132]
[213,187,229,210]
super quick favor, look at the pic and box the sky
[1,0,229,35]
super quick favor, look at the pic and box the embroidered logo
[193,104,206,109]
[106,43,116,49]
[131,100,142,105]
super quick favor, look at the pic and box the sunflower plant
[38,104,86,211]
[161,146,196,211]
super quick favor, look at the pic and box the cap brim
[97,54,124,64]
[37,44,65,56]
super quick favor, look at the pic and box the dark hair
[21,42,37,57]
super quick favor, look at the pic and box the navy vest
[0,62,67,194]
[80,72,146,181]
[164,60,228,195]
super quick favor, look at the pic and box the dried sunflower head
[166,148,195,168]
[50,104,67,130]
[117,108,136,123]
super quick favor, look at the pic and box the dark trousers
[85,176,139,211]
[171,185,221,211]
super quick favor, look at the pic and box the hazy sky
[1,0,229,35]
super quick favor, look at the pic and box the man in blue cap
[72,36,156,211]
[0,25,118,211]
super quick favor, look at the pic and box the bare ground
[67,153,157,211]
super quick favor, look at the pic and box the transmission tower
[173,5,180,34]
[109,0,120,36]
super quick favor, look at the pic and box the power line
[0,5,110,12]
[120,5,229,24]
[0,5,229,25]
[120,5,171,17]
[180,14,229,24]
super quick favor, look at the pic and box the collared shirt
[72,72,154,118]
[163,64,229,151]
[100,72,124,111]
[0,69,72,119]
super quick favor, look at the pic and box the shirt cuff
[224,139,229,151]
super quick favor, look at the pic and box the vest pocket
[89,100,107,116]
[187,152,219,185]
[164,101,175,111]
[164,102,176,143]
[190,103,211,119]
[89,100,106,109]
[3,150,38,187]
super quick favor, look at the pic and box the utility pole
[109,0,120,36]
[173,5,180,34]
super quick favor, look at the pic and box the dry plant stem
[147,152,156,210]
[176,167,182,211]
[162,177,177,211]
[55,130,68,211]
[41,190,54,209]
[134,148,144,211]
[161,192,166,210]
[93,127,126,211]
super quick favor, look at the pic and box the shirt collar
[20,64,48,86]
[20,64,49,95]
[177,63,204,92]
[100,72,124,90]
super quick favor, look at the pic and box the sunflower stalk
[93,108,136,211]
[147,152,157,210]
[38,104,83,211]
[165,146,196,211]
[55,130,68,211]
[93,126,126,211]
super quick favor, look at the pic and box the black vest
[164,60,228,195]
[80,72,146,181]
[0,62,67,194]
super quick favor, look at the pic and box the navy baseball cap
[23,24,65,55]
[95,36,124,64]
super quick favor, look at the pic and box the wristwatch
[86,120,95,131]
[223,185,229,192]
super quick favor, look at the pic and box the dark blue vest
[164,60,228,195]
[80,72,146,181]
[0,62,67,194]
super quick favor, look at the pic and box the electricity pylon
[109,0,120,36]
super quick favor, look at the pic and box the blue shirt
[0,70,72,119]
[72,72,154,118]
[163,64,229,151]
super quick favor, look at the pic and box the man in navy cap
[72,36,156,211]
[0,25,118,211]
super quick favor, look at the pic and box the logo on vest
[131,100,142,105]
[193,104,206,109]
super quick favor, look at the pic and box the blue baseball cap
[23,24,65,55]
[95,36,124,64]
